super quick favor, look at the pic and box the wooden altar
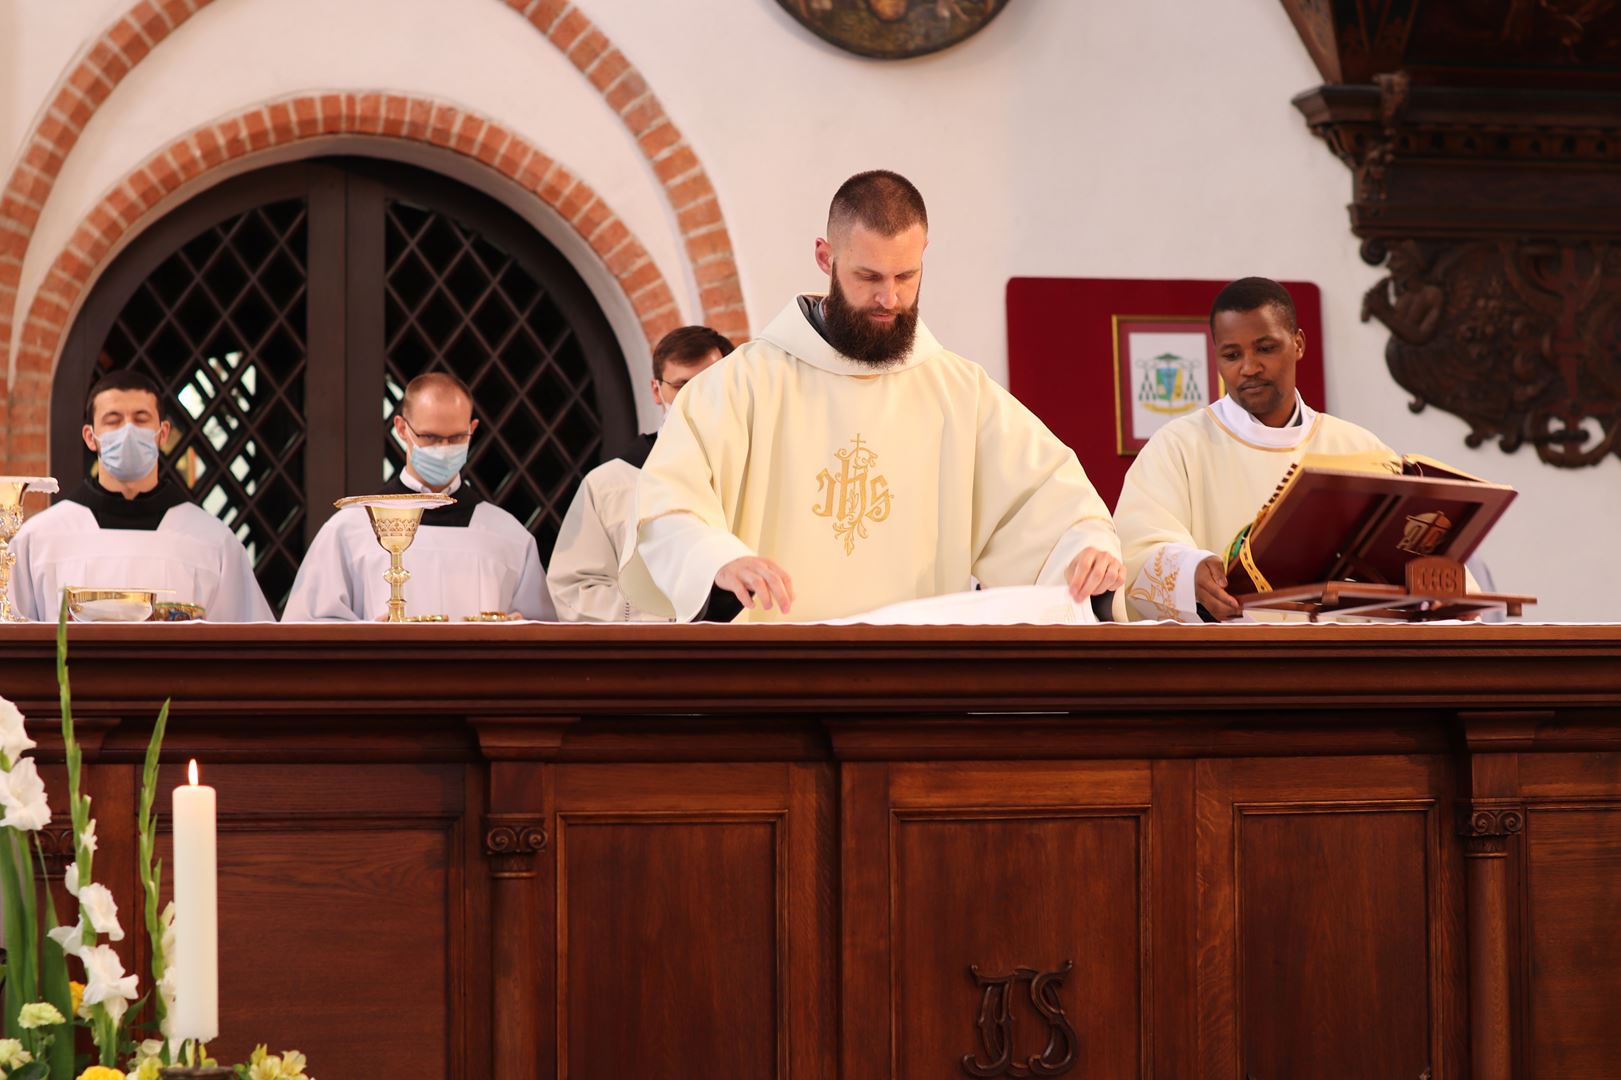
[2,623,1619,1080]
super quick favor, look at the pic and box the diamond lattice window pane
[381,198,606,560]
[91,198,312,613]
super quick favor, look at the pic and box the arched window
[54,156,635,611]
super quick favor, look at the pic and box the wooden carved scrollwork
[483,814,548,880]
[961,961,1078,1078]
[36,826,76,879]
[1287,1,1621,469]
[1361,238,1621,466]
[1460,804,1525,857]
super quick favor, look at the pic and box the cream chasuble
[1114,394,1391,621]
[621,298,1119,623]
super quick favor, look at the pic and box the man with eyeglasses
[282,371,555,621]
[548,325,731,621]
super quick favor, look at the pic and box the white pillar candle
[172,759,219,1042]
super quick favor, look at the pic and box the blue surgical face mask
[410,442,468,489]
[96,423,161,483]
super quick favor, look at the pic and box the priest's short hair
[828,170,928,239]
[653,325,734,382]
[1210,277,1298,333]
[401,371,473,416]
[84,368,164,424]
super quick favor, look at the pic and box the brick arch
[0,0,749,462]
[4,92,687,474]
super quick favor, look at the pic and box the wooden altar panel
[153,762,472,1079]
[843,760,1158,1078]
[1523,804,1621,1075]
[1197,755,1465,1080]
[553,762,833,1080]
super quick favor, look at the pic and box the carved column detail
[472,718,575,1080]
[483,814,548,880]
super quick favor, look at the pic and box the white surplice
[1113,393,1393,621]
[281,472,555,622]
[620,297,1119,623]
[8,501,273,622]
[548,458,672,622]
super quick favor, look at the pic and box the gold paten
[64,586,169,623]
[463,611,521,622]
[333,492,455,623]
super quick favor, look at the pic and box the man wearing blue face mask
[282,371,554,621]
[7,369,273,621]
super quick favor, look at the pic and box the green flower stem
[0,829,30,1042]
[138,700,171,1052]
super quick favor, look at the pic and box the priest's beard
[823,270,920,368]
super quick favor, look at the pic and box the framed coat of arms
[776,0,1011,60]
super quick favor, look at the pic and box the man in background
[283,372,554,621]
[548,325,730,621]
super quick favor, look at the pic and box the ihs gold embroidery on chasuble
[622,298,1118,623]
[813,434,893,555]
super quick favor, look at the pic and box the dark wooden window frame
[53,150,635,591]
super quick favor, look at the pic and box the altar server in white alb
[1114,277,1393,621]
[8,370,273,621]
[282,372,555,621]
[548,325,730,621]
[620,170,1123,623]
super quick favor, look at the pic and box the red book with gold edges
[1223,451,1519,597]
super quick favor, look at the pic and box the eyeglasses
[658,378,692,393]
[400,417,473,447]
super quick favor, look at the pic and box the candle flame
[188,759,199,786]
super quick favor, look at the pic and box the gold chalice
[334,492,454,623]
[0,475,59,622]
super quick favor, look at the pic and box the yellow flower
[131,1058,163,1080]
[17,1000,65,1028]
[248,1055,283,1080]
[0,1038,32,1069]
[280,1050,309,1077]
[69,980,85,1018]
[76,1067,124,1080]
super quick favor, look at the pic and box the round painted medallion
[776,0,1011,60]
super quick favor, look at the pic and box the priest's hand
[716,556,795,615]
[1195,556,1243,621]
[1064,547,1125,599]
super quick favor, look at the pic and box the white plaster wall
[5,0,1610,617]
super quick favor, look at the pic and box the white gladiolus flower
[77,882,125,941]
[0,758,51,831]
[83,816,98,854]
[0,697,34,764]
[46,921,84,955]
[64,861,80,897]
[80,943,139,1011]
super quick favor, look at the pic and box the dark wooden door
[54,157,633,610]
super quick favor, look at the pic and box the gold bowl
[463,611,521,622]
[152,601,207,622]
[65,587,164,623]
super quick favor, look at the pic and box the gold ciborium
[0,475,59,622]
[334,492,454,622]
